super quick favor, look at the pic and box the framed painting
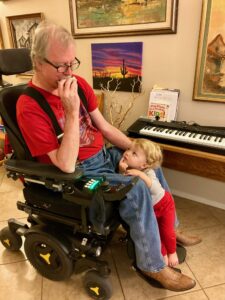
[69,0,179,38]
[193,0,225,103]
[91,42,143,92]
[6,13,44,49]
[0,25,4,49]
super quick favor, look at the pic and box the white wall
[163,167,225,210]
[1,0,224,208]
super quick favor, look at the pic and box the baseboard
[171,188,225,211]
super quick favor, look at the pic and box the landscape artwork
[91,42,143,92]
[76,0,166,28]
[69,0,178,37]
[193,0,225,102]
[0,25,3,49]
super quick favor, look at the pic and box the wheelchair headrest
[0,48,32,75]
[0,83,33,160]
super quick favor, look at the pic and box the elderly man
[17,21,199,292]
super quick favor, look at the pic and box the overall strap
[23,86,63,140]
[23,85,88,141]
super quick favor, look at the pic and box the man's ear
[35,58,43,71]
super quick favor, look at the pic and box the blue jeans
[78,146,166,272]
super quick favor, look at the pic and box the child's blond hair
[132,138,163,169]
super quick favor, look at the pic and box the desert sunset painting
[91,42,143,92]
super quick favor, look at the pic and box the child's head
[133,139,163,169]
[121,138,162,170]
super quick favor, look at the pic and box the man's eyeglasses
[43,57,80,73]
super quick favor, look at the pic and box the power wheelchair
[0,48,186,300]
[0,48,138,300]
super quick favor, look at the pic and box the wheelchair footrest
[8,218,29,236]
[74,256,111,277]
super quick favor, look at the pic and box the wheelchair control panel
[84,179,102,191]
[79,178,105,193]
[4,158,138,202]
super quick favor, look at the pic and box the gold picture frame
[0,25,4,49]
[6,13,44,49]
[69,0,179,38]
[193,0,225,103]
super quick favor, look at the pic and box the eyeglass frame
[43,57,81,73]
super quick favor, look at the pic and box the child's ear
[141,163,150,170]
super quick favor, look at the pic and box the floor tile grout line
[109,246,126,300]
[178,223,225,232]
[202,288,210,300]
[156,289,208,300]
[204,282,225,289]
[0,258,28,266]
[185,259,205,293]
[40,276,44,300]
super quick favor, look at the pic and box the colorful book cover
[148,103,169,121]
[148,87,180,122]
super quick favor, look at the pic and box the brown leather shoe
[142,266,196,292]
[176,230,202,247]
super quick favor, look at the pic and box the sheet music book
[148,87,180,122]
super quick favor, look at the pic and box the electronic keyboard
[127,117,225,155]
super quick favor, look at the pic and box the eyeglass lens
[57,59,80,73]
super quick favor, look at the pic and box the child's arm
[125,169,152,188]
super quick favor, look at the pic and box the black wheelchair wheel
[0,226,22,251]
[24,232,73,281]
[84,270,112,300]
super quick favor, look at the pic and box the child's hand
[125,169,152,188]
[119,159,128,174]
[125,169,143,177]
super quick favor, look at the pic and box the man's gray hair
[31,20,75,67]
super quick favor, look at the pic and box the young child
[119,138,178,267]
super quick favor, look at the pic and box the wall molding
[171,188,225,211]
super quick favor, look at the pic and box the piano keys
[127,117,225,156]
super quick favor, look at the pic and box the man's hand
[48,76,80,173]
[58,76,80,115]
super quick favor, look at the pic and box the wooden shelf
[158,143,225,182]
[159,143,225,163]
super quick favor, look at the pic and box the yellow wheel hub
[3,239,10,247]
[39,252,51,265]
[90,286,100,296]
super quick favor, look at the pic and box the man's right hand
[58,76,80,115]
[48,76,80,173]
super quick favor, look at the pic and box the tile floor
[1,164,225,300]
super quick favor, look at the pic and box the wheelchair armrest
[4,159,83,181]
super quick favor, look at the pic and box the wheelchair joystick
[100,181,111,192]
[63,183,75,194]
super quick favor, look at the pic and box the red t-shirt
[17,75,104,163]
